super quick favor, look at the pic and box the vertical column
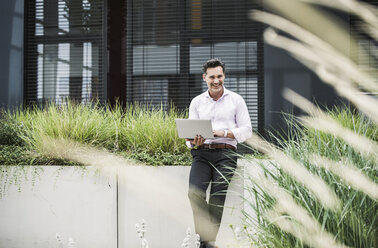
[24,0,37,105]
[171,0,190,110]
[107,0,127,106]
[257,22,264,136]
[125,0,133,103]
[68,0,84,102]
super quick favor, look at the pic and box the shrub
[0,145,81,166]
[3,101,191,166]
[0,119,25,146]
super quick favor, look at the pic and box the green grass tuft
[1,100,191,166]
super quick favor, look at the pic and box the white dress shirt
[186,87,252,148]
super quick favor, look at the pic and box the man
[187,58,252,248]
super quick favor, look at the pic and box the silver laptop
[175,119,214,139]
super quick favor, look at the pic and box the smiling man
[186,58,252,248]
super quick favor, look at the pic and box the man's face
[203,66,225,95]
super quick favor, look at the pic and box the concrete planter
[0,166,117,248]
[0,164,245,248]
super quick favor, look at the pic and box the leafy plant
[0,118,25,146]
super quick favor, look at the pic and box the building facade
[1,0,376,135]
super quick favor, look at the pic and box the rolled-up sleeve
[185,140,193,149]
[230,96,252,143]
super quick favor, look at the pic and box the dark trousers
[188,148,238,242]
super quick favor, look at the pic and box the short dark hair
[202,58,225,74]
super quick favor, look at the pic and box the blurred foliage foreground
[239,0,378,247]
[241,107,377,248]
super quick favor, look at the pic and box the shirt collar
[205,86,230,101]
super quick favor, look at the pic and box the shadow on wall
[264,44,345,138]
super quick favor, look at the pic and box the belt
[197,143,236,151]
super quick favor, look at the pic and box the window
[126,0,264,132]
[25,0,106,104]
[25,0,265,133]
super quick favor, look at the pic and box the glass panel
[213,42,258,72]
[133,45,179,75]
[190,42,258,74]
[37,44,44,99]
[35,41,102,103]
[56,43,70,102]
[29,0,104,104]
[226,76,259,130]
[42,43,59,100]
[132,79,169,107]
[189,44,211,74]
[82,42,93,103]
[132,0,179,46]
[58,0,69,34]
[35,0,44,36]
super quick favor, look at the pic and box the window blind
[24,0,106,105]
[126,0,264,133]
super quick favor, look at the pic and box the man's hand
[186,135,205,147]
[213,130,225,137]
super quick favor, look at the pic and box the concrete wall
[118,166,244,248]
[0,165,245,248]
[0,0,24,110]
[0,166,117,248]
